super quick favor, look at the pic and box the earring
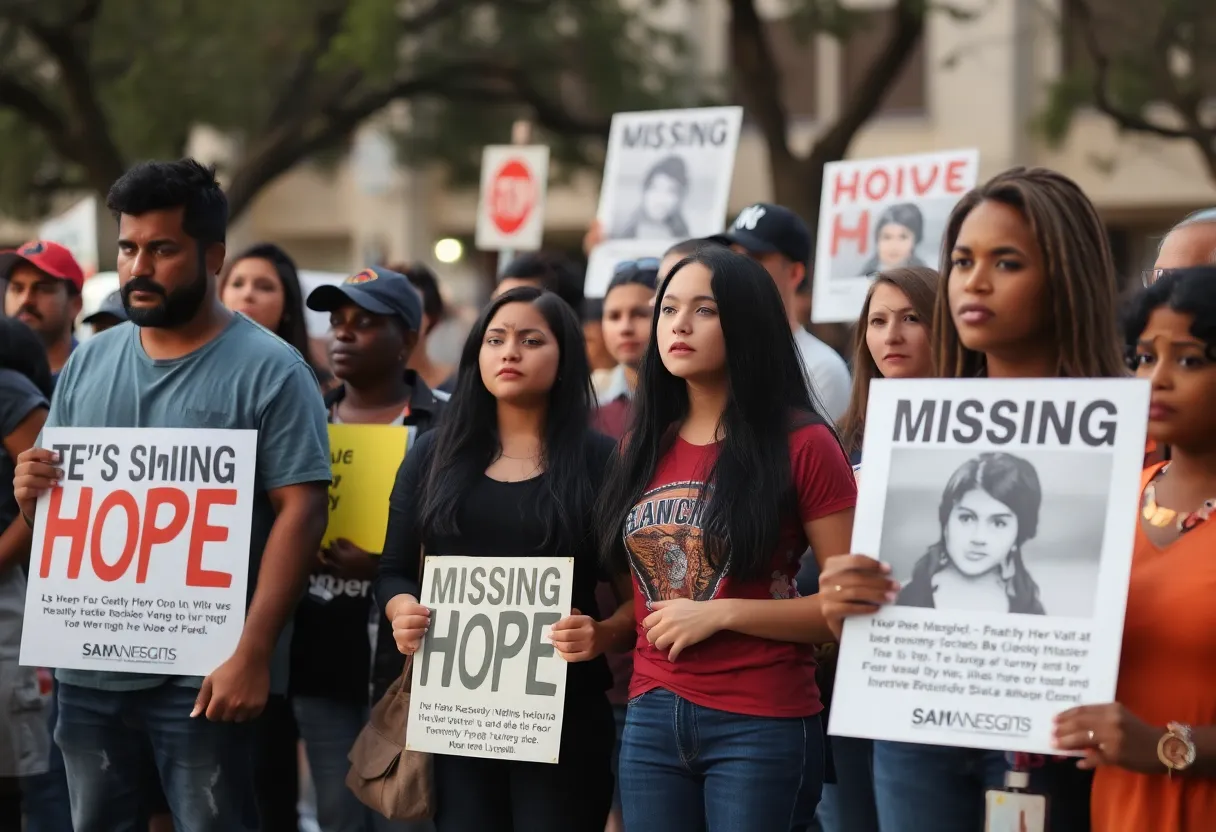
[1000,547,1018,582]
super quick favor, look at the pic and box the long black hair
[902,453,1045,615]
[597,246,840,578]
[420,286,596,550]
[0,317,53,397]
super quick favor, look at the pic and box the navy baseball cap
[82,289,128,325]
[306,266,423,332]
[711,203,812,265]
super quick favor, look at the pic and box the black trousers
[432,692,615,832]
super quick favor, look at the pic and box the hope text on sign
[21,427,257,677]
[407,556,573,764]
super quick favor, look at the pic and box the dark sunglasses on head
[613,257,661,275]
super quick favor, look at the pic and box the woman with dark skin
[820,167,1125,832]
[1054,266,1216,831]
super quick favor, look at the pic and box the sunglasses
[613,257,661,275]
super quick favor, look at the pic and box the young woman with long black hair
[820,166,1125,832]
[597,247,857,831]
[376,286,632,832]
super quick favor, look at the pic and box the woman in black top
[376,286,632,832]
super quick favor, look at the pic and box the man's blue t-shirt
[44,314,331,693]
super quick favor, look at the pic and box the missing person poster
[325,424,413,553]
[811,149,978,324]
[828,378,1150,755]
[21,428,257,677]
[585,106,743,298]
[407,556,573,764]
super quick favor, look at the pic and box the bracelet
[19,508,34,529]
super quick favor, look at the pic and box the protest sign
[585,106,743,297]
[21,428,257,677]
[325,424,412,553]
[475,145,550,252]
[407,556,573,764]
[811,150,978,324]
[828,378,1150,755]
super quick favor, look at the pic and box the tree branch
[1060,0,1192,140]
[727,0,793,168]
[266,0,352,127]
[0,73,84,165]
[23,14,125,192]
[806,0,925,168]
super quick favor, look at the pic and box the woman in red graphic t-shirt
[596,246,857,832]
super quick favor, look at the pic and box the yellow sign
[325,424,412,552]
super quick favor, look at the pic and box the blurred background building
[3,0,1214,306]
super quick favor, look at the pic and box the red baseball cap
[0,240,86,292]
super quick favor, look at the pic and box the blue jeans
[816,737,878,832]
[872,742,1019,832]
[20,679,75,832]
[872,741,1093,831]
[294,695,434,832]
[54,682,259,832]
[620,688,824,832]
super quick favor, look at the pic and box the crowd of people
[0,156,1212,832]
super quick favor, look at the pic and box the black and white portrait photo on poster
[828,378,1150,755]
[811,149,978,324]
[584,106,743,297]
[880,448,1109,620]
[597,106,742,242]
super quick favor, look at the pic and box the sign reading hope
[21,427,257,677]
[407,556,573,764]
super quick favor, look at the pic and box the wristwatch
[1157,722,1196,775]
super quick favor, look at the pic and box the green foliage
[1039,0,1216,150]
[0,0,699,215]
[394,0,704,188]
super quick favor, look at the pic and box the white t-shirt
[794,327,851,422]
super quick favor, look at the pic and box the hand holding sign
[388,594,430,655]
[1052,703,1162,772]
[641,598,723,661]
[13,447,61,524]
[550,609,607,662]
[817,554,899,641]
[322,537,377,581]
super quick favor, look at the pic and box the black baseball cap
[306,266,424,332]
[710,203,812,265]
[82,289,128,325]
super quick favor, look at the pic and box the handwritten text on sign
[407,556,573,764]
[21,427,257,677]
[325,424,410,553]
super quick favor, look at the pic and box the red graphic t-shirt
[624,422,857,718]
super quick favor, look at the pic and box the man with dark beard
[11,159,331,832]
[1,240,85,379]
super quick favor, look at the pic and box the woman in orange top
[1053,265,1216,830]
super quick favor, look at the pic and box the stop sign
[488,159,536,236]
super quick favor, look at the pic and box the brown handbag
[346,557,435,820]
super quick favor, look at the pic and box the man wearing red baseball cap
[1,240,85,378]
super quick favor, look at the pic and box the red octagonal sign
[488,159,537,236]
